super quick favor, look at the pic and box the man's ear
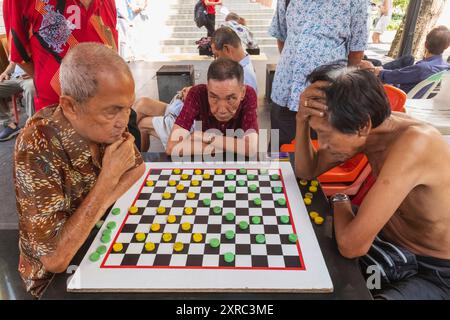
[223,44,232,56]
[59,95,79,120]
[240,84,246,100]
[358,119,372,137]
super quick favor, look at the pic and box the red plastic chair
[383,84,406,113]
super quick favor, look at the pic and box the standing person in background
[372,0,393,44]
[4,0,141,149]
[268,0,368,147]
[202,0,222,37]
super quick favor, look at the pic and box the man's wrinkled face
[207,78,245,122]
[309,115,365,162]
[71,71,135,145]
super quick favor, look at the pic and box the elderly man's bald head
[60,43,133,104]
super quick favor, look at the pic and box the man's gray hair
[60,42,133,103]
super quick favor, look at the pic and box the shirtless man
[295,63,450,299]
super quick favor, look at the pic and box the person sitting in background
[295,63,450,300]
[166,58,258,157]
[133,27,258,151]
[361,26,450,97]
[14,43,145,299]
[0,61,35,141]
[221,12,258,50]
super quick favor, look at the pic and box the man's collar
[50,106,103,170]
[239,54,251,68]
[423,54,443,62]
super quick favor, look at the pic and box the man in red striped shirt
[166,58,259,157]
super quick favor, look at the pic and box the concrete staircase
[158,0,277,56]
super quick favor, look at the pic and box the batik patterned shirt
[14,106,143,298]
[269,0,369,111]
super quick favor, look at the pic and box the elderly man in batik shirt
[14,43,145,298]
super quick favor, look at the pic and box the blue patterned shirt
[269,0,369,111]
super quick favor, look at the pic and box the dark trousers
[128,109,141,151]
[270,103,297,148]
[205,14,215,37]
[382,55,415,70]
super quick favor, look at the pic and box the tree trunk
[388,0,448,59]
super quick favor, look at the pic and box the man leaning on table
[14,43,145,298]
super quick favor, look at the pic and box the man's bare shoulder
[386,123,449,177]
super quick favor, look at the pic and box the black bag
[194,0,208,28]
[359,236,419,285]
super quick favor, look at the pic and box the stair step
[168,13,274,20]
[173,8,274,15]
[170,25,271,32]
[162,37,276,46]
[159,44,277,54]
[170,31,272,38]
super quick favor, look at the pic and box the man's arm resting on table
[333,133,425,258]
[40,164,145,273]
[166,124,209,156]
[104,163,146,209]
[209,132,259,157]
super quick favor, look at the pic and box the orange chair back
[383,84,406,113]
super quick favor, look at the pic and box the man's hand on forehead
[297,81,329,122]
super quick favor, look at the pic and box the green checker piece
[256,234,266,244]
[225,230,235,240]
[89,252,101,262]
[251,216,262,224]
[239,168,247,174]
[227,174,236,180]
[277,198,287,206]
[95,220,104,229]
[247,174,256,180]
[216,192,224,200]
[289,233,298,243]
[280,215,290,224]
[249,184,258,192]
[239,221,249,230]
[273,186,283,193]
[213,206,222,214]
[111,208,121,216]
[106,221,117,230]
[101,234,111,244]
[225,212,235,221]
[227,185,236,192]
[237,180,246,187]
[102,229,112,237]
[271,174,280,181]
[210,238,220,248]
[224,252,235,263]
[253,198,262,206]
[203,198,211,206]
[96,245,107,255]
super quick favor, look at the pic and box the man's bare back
[366,113,450,259]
